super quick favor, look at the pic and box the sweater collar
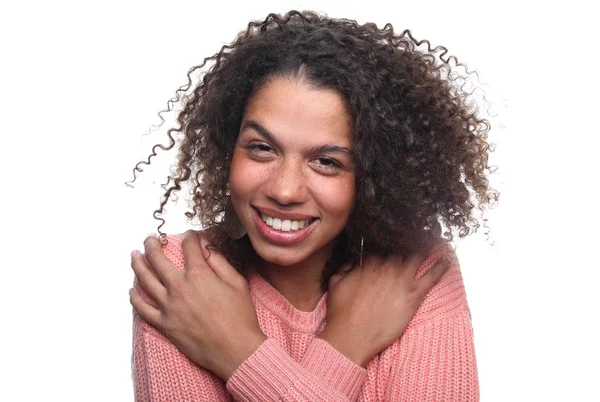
[247,269,328,333]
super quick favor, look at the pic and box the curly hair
[128,10,498,290]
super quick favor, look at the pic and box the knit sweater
[131,234,479,401]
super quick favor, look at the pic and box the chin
[247,232,335,268]
[252,243,310,267]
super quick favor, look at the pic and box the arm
[226,337,367,401]
[131,277,231,401]
[131,233,367,402]
[384,252,479,401]
[133,304,367,402]
[227,244,463,402]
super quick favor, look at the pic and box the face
[229,76,355,267]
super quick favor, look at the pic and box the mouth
[251,206,319,245]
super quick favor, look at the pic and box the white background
[1,1,598,401]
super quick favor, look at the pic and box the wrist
[218,331,267,380]
[318,327,372,368]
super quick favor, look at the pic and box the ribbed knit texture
[132,234,479,401]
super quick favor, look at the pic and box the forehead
[242,77,353,146]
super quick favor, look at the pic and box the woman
[129,10,496,401]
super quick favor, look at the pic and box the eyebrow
[240,120,354,157]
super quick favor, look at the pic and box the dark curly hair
[128,10,498,290]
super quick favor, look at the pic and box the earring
[224,198,246,240]
[359,237,364,267]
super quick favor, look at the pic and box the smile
[252,207,319,245]
[260,214,316,232]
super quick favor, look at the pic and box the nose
[265,157,309,206]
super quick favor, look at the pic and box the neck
[254,244,332,312]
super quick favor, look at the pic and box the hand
[129,231,267,380]
[318,251,451,367]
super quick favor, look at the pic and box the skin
[131,233,266,380]
[229,76,356,311]
[129,76,451,380]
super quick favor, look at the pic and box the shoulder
[407,242,472,329]
[158,230,214,271]
[157,233,185,270]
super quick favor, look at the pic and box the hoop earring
[359,237,364,268]
[224,198,246,240]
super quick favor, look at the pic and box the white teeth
[259,211,313,232]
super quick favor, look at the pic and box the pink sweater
[131,234,479,401]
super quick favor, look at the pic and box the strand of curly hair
[126,10,499,290]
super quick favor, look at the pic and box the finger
[402,252,428,279]
[416,255,452,292]
[328,263,350,290]
[130,288,162,329]
[342,262,354,273]
[381,253,404,273]
[181,230,212,276]
[327,272,345,291]
[131,250,167,303]
[360,253,384,272]
[199,236,245,287]
[144,234,178,286]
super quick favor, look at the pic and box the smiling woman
[128,10,497,402]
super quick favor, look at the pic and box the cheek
[313,177,356,221]
[229,151,251,200]
[229,150,267,201]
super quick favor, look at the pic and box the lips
[251,207,319,245]
[253,206,317,221]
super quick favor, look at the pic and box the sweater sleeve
[384,245,480,401]
[131,234,232,401]
[132,305,366,402]
[132,234,367,402]
[226,337,367,401]
[132,306,231,402]
[131,278,232,401]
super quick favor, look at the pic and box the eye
[312,156,343,172]
[245,142,274,156]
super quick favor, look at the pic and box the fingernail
[129,288,134,296]
[148,233,157,239]
[131,250,140,259]
[200,237,210,259]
